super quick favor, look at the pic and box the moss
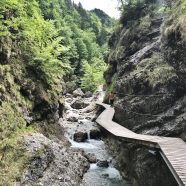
[133,54,177,87]
[0,76,36,183]
[109,11,152,62]
[139,14,151,31]
[0,127,36,186]
[0,101,26,139]
[162,0,186,41]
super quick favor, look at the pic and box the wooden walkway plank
[96,102,186,186]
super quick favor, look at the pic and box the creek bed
[63,93,131,186]
[69,137,126,186]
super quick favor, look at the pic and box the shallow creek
[62,91,130,186]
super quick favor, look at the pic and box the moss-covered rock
[161,0,186,86]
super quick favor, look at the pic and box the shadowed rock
[74,131,88,142]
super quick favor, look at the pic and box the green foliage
[139,14,151,31]
[0,0,69,86]
[36,0,115,90]
[163,0,186,40]
[0,0,115,184]
[0,101,36,186]
[119,0,158,25]
[81,58,107,92]
[0,0,115,89]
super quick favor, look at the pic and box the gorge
[0,0,186,186]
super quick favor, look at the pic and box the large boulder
[21,133,89,186]
[73,88,84,97]
[81,103,95,113]
[84,153,97,163]
[97,160,109,168]
[90,129,101,139]
[71,99,89,109]
[84,91,93,98]
[66,113,79,122]
[73,131,88,142]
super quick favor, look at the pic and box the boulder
[21,133,89,186]
[81,103,95,113]
[97,160,109,168]
[66,113,79,122]
[66,81,77,93]
[73,88,84,97]
[90,129,101,139]
[84,153,97,163]
[64,101,72,111]
[71,99,89,109]
[102,173,109,178]
[84,91,93,98]
[73,131,88,142]
[65,93,73,98]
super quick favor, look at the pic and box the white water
[64,89,131,186]
[69,138,97,149]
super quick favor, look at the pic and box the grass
[134,54,177,88]
[163,0,186,41]
[0,126,36,186]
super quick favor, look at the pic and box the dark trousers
[109,99,114,105]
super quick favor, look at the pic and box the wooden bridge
[96,102,186,186]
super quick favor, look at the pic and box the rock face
[21,133,89,186]
[104,0,186,185]
[104,135,177,186]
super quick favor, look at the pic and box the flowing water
[62,90,131,186]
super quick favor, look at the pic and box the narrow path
[96,102,186,186]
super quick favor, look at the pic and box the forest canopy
[0,0,115,92]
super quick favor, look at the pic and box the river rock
[81,103,95,113]
[66,113,79,122]
[74,131,88,142]
[73,88,84,97]
[65,93,73,98]
[97,160,109,168]
[71,99,89,109]
[90,129,101,139]
[102,173,109,178]
[64,102,72,110]
[84,91,93,98]
[21,133,89,186]
[84,153,97,163]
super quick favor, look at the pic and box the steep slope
[0,0,113,185]
[104,0,186,185]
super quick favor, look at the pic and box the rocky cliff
[104,0,186,185]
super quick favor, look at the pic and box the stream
[61,89,131,186]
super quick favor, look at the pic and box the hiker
[108,92,114,106]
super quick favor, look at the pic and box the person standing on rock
[108,92,114,106]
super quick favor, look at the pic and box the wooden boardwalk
[96,102,186,186]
